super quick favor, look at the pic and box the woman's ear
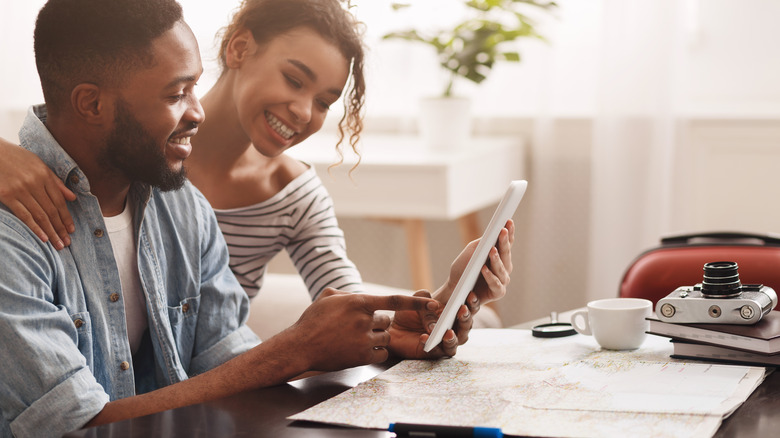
[225,28,256,69]
[71,84,110,125]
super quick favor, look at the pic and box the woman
[0,0,514,352]
[191,0,368,300]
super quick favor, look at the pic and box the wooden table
[65,363,397,438]
[66,339,779,438]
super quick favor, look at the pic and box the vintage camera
[656,261,778,324]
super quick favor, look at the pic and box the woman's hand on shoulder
[0,137,76,249]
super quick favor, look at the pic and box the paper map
[289,329,767,438]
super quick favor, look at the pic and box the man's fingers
[362,294,438,313]
[370,346,390,363]
[318,287,346,299]
[368,329,391,363]
[413,290,432,299]
[371,329,391,348]
[372,313,391,330]
[412,290,439,333]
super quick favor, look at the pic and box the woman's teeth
[266,113,295,139]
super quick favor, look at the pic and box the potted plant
[383,0,557,150]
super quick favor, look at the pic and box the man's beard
[101,99,187,192]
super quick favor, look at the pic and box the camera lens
[701,261,742,298]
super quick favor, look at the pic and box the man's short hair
[34,0,184,111]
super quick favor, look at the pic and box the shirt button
[109,293,120,302]
[94,229,104,238]
[69,174,79,185]
[182,303,190,313]
[73,319,84,328]
[120,361,130,371]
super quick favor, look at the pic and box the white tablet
[423,180,528,352]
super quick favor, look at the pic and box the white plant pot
[418,96,471,152]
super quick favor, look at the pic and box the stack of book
[647,311,780,367]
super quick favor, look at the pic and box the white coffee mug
[570,298,652,350]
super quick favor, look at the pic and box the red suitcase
[619,232,780,310]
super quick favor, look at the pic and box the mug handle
[570,310,591,336]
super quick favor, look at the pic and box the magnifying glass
[532,311,576,338]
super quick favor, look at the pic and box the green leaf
[390,3,411,11]
[464,69,487,84]
[382,0,558,93]
[502,52,521,62]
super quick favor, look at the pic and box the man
[0,1,455,436]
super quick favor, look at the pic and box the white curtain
[586,0,691,301]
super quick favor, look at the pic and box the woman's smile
[265,111,296,140]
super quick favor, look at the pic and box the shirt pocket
[70,311,94,364]
[167,295,201,363]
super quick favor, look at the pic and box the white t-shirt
[103,200,147,355]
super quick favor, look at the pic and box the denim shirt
[0,106,260,438]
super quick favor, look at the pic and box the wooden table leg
[403,219,433,292]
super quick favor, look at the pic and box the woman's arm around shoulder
[0,136,76,249]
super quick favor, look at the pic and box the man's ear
[224,28,256,69]
[71,84,110,125]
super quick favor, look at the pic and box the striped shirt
[214,167,364,299]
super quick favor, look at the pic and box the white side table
[287,133,525,290]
